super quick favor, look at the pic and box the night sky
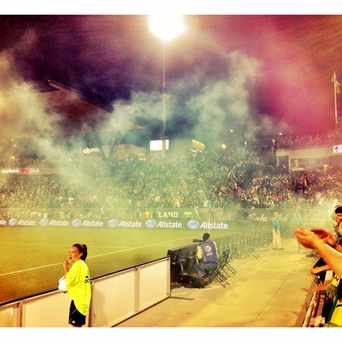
[1,15,342,135]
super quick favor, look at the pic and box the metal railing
[216,230,272,259]
[298,274,329,327]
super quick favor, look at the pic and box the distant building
[276,145,342,173]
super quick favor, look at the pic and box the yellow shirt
[66,259,91,315]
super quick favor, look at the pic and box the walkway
[119,239,314,327]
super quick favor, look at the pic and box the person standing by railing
[271,212,282,250]
[63,243,91,327]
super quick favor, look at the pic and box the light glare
[148,15,186,42]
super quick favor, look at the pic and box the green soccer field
[0,226,235,304]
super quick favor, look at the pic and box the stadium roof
[34,80,139,136]
[43,80,107,123]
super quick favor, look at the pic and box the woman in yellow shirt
[63,243,91,327]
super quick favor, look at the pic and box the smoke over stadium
[2,15,342,328]
[0,44,334,226]
[0,33,274,214]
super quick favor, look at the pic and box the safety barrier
[0,205,334,233]
[0,257,170,327]
[0,206,295,224]
[297,272,330,327]
[216,230,272,259]
[301,285,326,327]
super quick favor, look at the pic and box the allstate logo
[71,219,82,227]
[39,218,49,226]
[9,218,17,226]
[145,219,157,229]
[187,219,200,230]
[108,219,120,227]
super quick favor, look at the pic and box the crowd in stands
[0,142,342,222]
[276,130,342,148]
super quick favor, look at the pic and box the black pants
[69,300,86,327]
[193,262,217,277]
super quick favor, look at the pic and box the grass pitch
[0,226,235,304]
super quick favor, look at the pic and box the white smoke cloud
[0,46,296,218]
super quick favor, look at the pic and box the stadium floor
[119,239,314,327]
[0,226,232,304]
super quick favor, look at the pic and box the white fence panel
[22,292,70,327]
[138,259,170,311]
[0,303,18,327]
[0,257,170,327]
[90,269,136,327]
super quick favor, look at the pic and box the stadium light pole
[148,15,186,150]
[332,72,341,127]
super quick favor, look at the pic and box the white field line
[0,237,191,277]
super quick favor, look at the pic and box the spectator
[271,212,282,250]
[63,243,91,328]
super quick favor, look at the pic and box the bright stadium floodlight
[148,14,186,43]
[148,14,186,150]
